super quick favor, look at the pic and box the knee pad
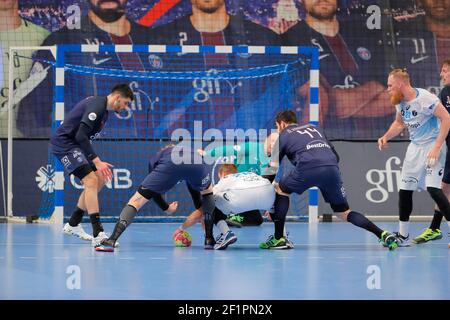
[137,186,159,200]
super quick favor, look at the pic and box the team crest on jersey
[148,54,163,69]
[356,47,371,61]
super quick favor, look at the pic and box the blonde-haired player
[379,68,450,247]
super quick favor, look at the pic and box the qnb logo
[70,169,132,190]
[306,142,330,150]
[36,165,56,193]
[365,156,402,203]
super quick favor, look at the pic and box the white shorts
[400,142,447,191]
[213,172,275,214]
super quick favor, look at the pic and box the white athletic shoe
[393,232,410,247]
[91,231,119,248]
[63,223,93,241]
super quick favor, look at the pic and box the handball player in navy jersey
[50,84,133,248]
[261,110,398,250]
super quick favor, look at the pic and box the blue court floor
[0,222,449,300]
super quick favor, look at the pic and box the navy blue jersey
[149,14,281,47]
[440,86,450,113]
[282,18,387,87]
[50,96,108,160]
[274,124,338,170]
[143,14,283,134]
[142,146,212,193]
[393,16,446,96]
[17,15,153,138]
[440,86,450,146]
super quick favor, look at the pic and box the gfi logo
[365,156,402,203]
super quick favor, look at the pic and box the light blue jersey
[396,88,441,145]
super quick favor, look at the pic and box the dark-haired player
[262,110,398,250]
[51,83,133,248]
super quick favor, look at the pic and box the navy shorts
[141,161,212,194]
[279,165,348,208]
[52,146,96,177]
[443,146,450,184]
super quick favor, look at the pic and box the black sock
[68,207,84,227]
[347,211,383,238]
[202,193,216,239]
[89,213,103,238]
[430,210,444,230]
[273,194,289,239]
[110,205,138,241]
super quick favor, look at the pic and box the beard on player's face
[90,0,127,23]
[192,0,225,14]
[305,0,337,21]
[421,0,450,22]
[389,89,404,105]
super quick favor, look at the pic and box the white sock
[399,221,409,237]
[283,226,288,237]
[217,220,230,235]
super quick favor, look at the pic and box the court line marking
[308,257,324,259]
[399,256,417,258]
[245,257,262,260]
[119,257,135,260]
[336,256,354,259]
[148,257,167,260]
[19,257,37,259]
[52,257,69,260]
[8,242,444,247]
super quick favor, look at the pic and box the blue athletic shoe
[214,231,237,250]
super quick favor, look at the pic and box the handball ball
[173,230,192,247]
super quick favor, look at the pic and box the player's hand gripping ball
[173,230,192,247]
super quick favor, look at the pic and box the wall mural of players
[0,0,448,141]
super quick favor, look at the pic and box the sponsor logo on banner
[36,165,56,193]
[365,156,402,203]
[36,165,133,192]
[70,168,133,190]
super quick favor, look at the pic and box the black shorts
[443,146,450,184]
[279,165,349,209]
[52,146,96,180]
[141,161,212,193]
